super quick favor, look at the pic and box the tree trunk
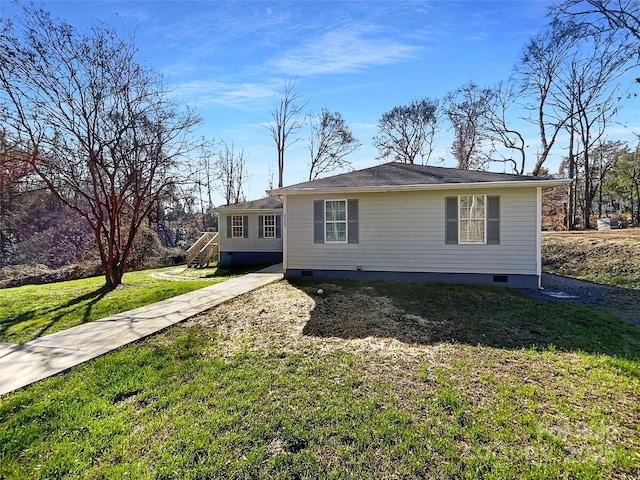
[633,182,639,225]
[104,261,126,290]
[598,178,604,217]
[567,127,576,230]
[532,148,549,177]
[278,149,284,188]
[583,164,592,230]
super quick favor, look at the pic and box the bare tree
[215,140,249,206]
[264,78,305,188]
[0,5,200,289]
[267,163,275,190]
[373,98,439,165]
[307,109,360,181]
[192,141,217,231]
[515,20,581,176]
[444,82,493,170]
[559,26,633,228]
[0,132,34,266]
[481,82,529,174]
[553,0,640,43]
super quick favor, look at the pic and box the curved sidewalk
[0,264,283,396]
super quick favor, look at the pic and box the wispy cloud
[174,79,279,109]
[270,25,422,76]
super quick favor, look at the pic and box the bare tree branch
[307,109,360,181]
[0,5,200,288]
[215,140,249,205]
[444,82,494,170]
[373,98,439,165]
[262,77,305,188]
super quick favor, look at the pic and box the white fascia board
[212,208,282,214]
[268,178,572,197]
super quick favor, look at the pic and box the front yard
[1,280,638,479]
[0,266,227,343]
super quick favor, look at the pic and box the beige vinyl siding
[285,188,538,275]
[218,213,282,253]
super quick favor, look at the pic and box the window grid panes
[263,215,275,238]
[325,200,347,242]
[232,215,243,238]
[459,195,485,244]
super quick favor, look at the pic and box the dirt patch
[187,282,455,368]
[542,229,640,288]
[540,229,640,327]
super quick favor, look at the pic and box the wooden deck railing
[186,232,219,267]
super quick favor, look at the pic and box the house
[213,197,283,267]
[268,162,569,288]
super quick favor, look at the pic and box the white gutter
[212,208,283,214]
[267,178,572,196]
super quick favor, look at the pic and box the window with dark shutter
[487,196,500,244]
[242,215,249,238]
[347,199,359,244]
[313,200,324,243]
[260,214,276,238]
[445,195,500,245]
[445,197,458,244]
[314,199,358,244]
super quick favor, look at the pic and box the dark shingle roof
[214,196,282,211]
[271,163,559,193]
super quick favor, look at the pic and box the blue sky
[3,0,638,205]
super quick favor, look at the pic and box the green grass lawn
[0,266,232,344]
[1,280,639,479]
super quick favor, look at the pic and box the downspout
[282,195,288,274]
[536,187,542,289]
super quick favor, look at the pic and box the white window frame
[458,195,486,244]
[263,214,276,239]
[231,215,244,238]
[325,199,347,243]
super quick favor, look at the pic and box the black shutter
[243,215,249,238]
[226,215,232,238]
[276,215,282,239]
[258,215,264,238]
[445,197,458,244]
[314,200,324,243]
[487,196,500,244]
[347,199,359,244]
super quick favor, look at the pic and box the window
[259,215,281,239]
[226,215,249,238]
[325,200,347,242]
[445,195,500,245]
[314,199,358,244]
[459,195,485,244]
[263,214,275,238]
[232,215,244,238]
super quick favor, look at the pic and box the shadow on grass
[0,286,110,343]
[198,264,277,278]
[295,279,640,361]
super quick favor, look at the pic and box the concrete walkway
[0,264,283,396]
